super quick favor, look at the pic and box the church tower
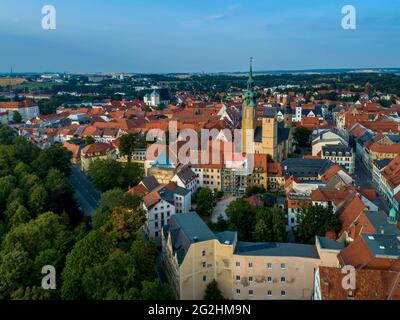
[241,59,257,154]
[283,96,293,128]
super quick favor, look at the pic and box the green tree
[226,198,254,241]
[110,206,146,242]
[84,135,95,145]
[139,279,175,300]
[253,207,286,242]
[61,229,115,300]
[0,212,74,299]
[245,185,266,197]
[204,279,224,300]
[119,133,137,162]
[0,245,30,299]
[0,125,15,144]
[0,176,16,212]
[296,205,341,244]
[293,126,311,147]
[28,184,48,215]
[92,188,142,229]
[121,162,144,189]
[87,159,123,192]
[32,144,72,177]
[194,188,217,217]
[12,111,22,123]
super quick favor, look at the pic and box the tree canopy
[296,205,341,244]
[293,126,311,147]
[87,159,143,192]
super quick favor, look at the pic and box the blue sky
[0,0,399,73]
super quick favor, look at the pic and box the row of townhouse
[373,155,400,212]
[144,144,286,197]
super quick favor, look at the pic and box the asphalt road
[354,155,390,213]
[68,165,100,216]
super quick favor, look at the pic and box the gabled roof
[176,166,197,184]
[141,175,160,192]
[317,266,400,300]
[381,155,400,189]
[81,142,114,157]
[164,212,217,265]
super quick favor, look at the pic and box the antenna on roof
[9,65,13,101]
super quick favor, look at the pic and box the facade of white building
[144,90,160,107]
[321,145,355,174]
[0,101,40,122]
[143,183,191,238]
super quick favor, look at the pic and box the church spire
[242,57,257,107]
[247,57,255,90]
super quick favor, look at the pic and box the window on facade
[281,277,286,283]
[249,276,253,282]
[236,275,240,281]
[249,290,254,296]
[281,290,286,296]
[267,263,272,269]
[281,263,286,270]
[236,289,240,295]
[236,262,240,268]
[202,250,206,256]
[267,276,272,283]
[202,262,206,268]
[248,262,253,269]
[267,290,272,297]
[203,275,207,282]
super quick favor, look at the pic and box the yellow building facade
[162,212,343,300]
[241,62,279,161]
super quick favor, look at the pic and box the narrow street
[354,155,390,213]
[68,164,100,216]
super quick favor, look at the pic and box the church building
[241,61,292,162]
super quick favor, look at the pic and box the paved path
[211,196,238,223]
[68,165,100,216]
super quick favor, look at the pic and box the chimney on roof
[193,236,198,242]
[347,290,354,299]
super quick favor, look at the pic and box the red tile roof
[318,266,400,300]
[381,155,400,189]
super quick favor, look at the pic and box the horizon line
[1,66,400,76]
